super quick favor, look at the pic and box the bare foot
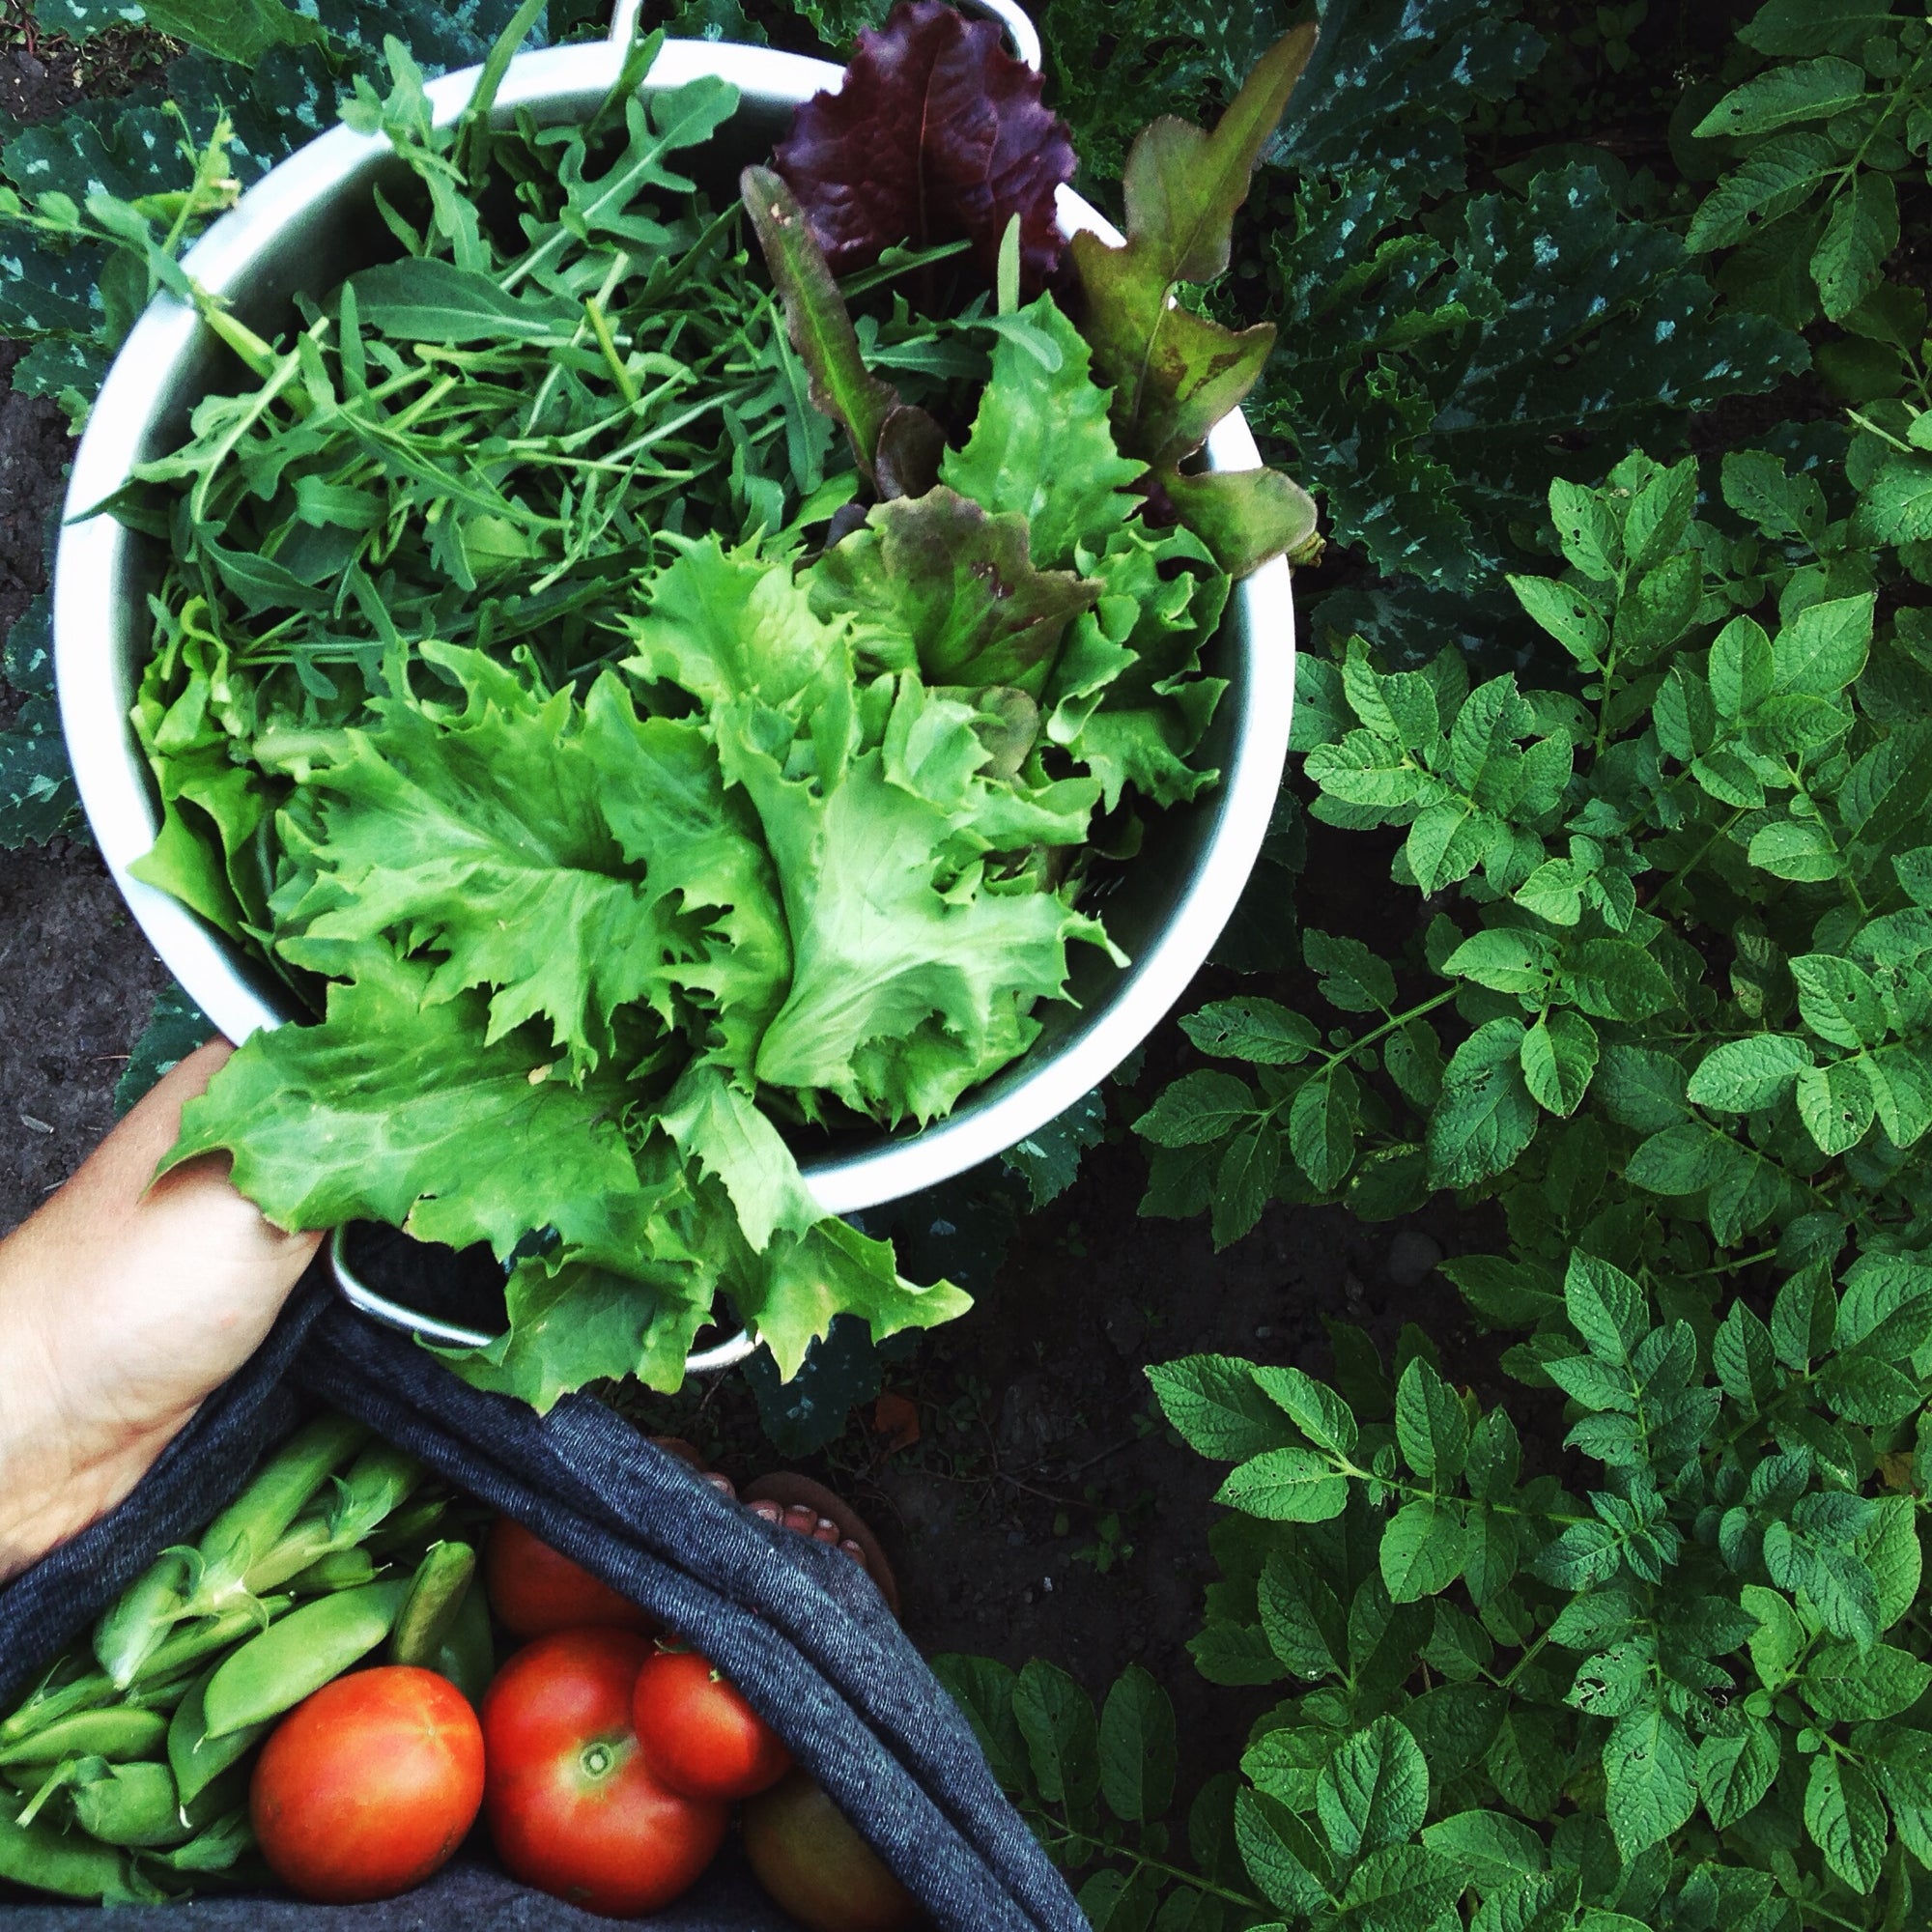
[744,1496,868,1567]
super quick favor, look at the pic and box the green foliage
[954,1264,1932,1925]
[1135,440,1932,1286]
[0,595,79,846]
[114,981,213,1116]
[1252,161,1806,601]
[1688,2,1932,348]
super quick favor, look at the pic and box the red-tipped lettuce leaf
[742,164,897,479]
[810,486,1100,696]
[1068,25,1321,574]
[774,0,1075,288]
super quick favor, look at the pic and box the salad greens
[59,4,1311,1406]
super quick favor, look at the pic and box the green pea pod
[242,1441,421,1597]
[1,1655,112,1745]
[286,1547,379,1594]
[13,1752,99,1825]
[93,1551,191,1690]
[187,1413,372,1616]
[143,1596,293,1683]
[168,1664,271,1808]
[181,1760,249,1832]
[433,1574,496,1706]
[94,1415,367,1687]
[0,1706,168,1767]
[365,1496,450,1558]
[33,1598,295,1747]
[125,1670,199,1716]
[152,1804,254,1874]
[0,1809,154,1904]
[201,1578,410,1740]
[72,1760,190,1848]
[388,1541,476,1668]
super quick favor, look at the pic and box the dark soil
[0,44,176,1230]
[0,30,1480,1825]
[0,841,172,1223]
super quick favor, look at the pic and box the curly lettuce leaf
[260,643,787,1079]
[774,0,1075,288]
[658,1061,820,1252]
[625,535,855,720]
[1045,520,1231,811]
[809,486,1099,696]
[448,1258,715,1412]
[712,1200,972,1380]
[722,672,1114,1122]
[127,598,273,940]
[165,940,966,1398]
[938,294,1144,573]
[450,1169,968,1403]
[161,945,699,1280]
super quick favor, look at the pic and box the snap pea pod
[433,1573,495,1705]
[153,1804,253,1874]
[187,1414,375,1615]
[2,1600,294,1750]
[13,1752,96,1824]
[124,1670,198,1715]
[146,1597,294,1679]
[72,1760,191,1848]
[0,1809,154,1904]
[365,1496,450,1557]
[97,1415,368,1686]
[0,1656,106,1746]
[202,1578,411,1740]
[168,1663,271,1807]
[91,1554,189,1693]
[286,1547,379,1594]
[0,1706,168,1766]
[242,1441,422,1597]
[388,1541,476,1668]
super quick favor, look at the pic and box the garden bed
[7,0,1932,1925]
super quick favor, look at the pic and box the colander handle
[606,0,1042,71]
[327,1226,759,1373]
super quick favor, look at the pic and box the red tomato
[250,1666,484,1904]
[743,1769,923,1932]
[484,1516,653,1639]
[632,1643,791,1802]
[480,1627,726,1918]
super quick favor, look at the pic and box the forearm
[0,1044,322,1583]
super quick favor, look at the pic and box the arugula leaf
[774,0,1076,287]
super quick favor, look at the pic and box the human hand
[0,1040,322,1582]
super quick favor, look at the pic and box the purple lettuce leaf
[775,0,1075,289]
